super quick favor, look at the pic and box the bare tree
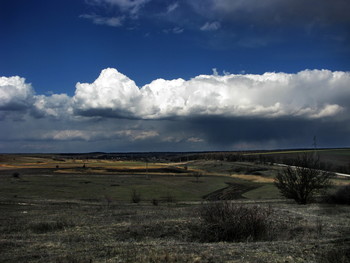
[194,172,202,182]
[274,153,333,204]
[12,172,20,178]
[131,189,141,203]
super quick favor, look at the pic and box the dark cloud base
[180,116,350,150]
[1,116,348,153]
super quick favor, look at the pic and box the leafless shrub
[151,198,159,206]
[30,218,75,233]
[196,201,273,242]
[162,192,175,203]
[319,245,350,263]
[12,172,20,178]
[131,189,141,203]
[326,185,350,205]
[54,254,93,263]
[193,172,202,182]
[275,153,333,204]
[104,195,113,208]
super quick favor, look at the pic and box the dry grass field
[0,152,349,262]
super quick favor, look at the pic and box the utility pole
[313,136,317,150]
[146,159,149,180]
[312,136,318,160]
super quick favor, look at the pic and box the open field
[244,148,350,173]
[174,148,350,174]
[1,153,350,262]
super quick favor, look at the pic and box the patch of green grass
[0,172,264,202]
[243,184,282,199]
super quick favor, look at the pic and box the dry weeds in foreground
[1,199,349,263]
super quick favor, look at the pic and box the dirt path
[203,182,259,200]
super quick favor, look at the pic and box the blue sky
[1,0,350,152]
[2,0,349,94]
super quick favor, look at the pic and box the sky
[0,0,350,153]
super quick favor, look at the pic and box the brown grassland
[0,151,349,262]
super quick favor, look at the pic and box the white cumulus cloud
[72,68,350,120]
[0,76,74,119]
[2,69,350,123]
[73,68,142,118]
[32,94,73,118]
[0,76,35,111]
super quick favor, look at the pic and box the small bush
[193,172,202,182]
[131,189,141,203]
[319,245,350,263]
[196,202,273,242]
[12,172,20,178]
[54,254,93,263]
[118,246,216,263]
[126,221,189,241]
[151,198,159,206]
[104,195,113,207]
[30,218,75,233]
[326,185,350,205]
[162,192,175,203]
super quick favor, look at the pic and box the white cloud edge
[41,129,159,141]
[80,14,124,27]
[200,21,221,31]
[90,0,150,17]
[0,76,35,110]
[166,2,179,14]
